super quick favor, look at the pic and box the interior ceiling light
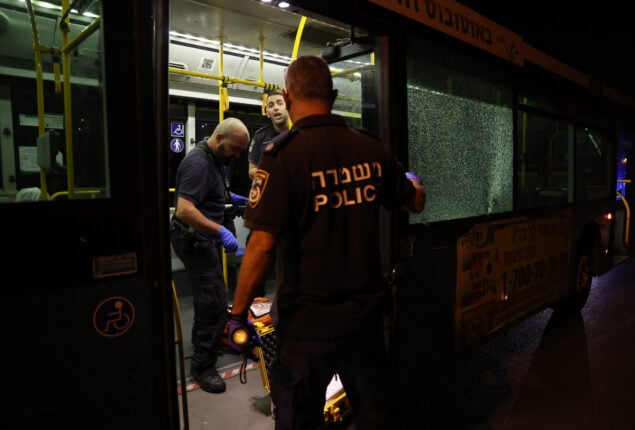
[170,30,292,64]
[260,0,290,7]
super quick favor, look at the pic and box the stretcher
[245,298,352,426]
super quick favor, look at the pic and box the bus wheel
[557,250,593,314]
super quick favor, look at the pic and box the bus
[1,0,633,428]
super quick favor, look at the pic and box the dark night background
[456,1,635,100]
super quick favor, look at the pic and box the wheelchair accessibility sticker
[93,296,135,338]
[171,121,185,137]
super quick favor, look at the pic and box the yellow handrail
[168,68,282,90]
[62,17,100,55]
[50,189,102,200]
[291,16,307,62]
[26,1,100,201]
[287,15,307,129]
[25,0,49,200]
[60,0,76,199]
[617,179,632,246]
[171,281,190,429]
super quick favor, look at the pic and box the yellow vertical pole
[218,39,225,122]
[217,39,228,287]
[258,36,265,86]
[61,0,75,199]
[287,15,307,129]
[290,16,306,62]
[171,281,190,429]
[258,36,267,116]
[25,0,49,200]
[617,179,632,246]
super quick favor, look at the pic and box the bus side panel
[0,214,172,429]
[394,222,464,374]
[393,221,465,428]
[0,0,176,427]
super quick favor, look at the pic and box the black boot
[190,367,226,393]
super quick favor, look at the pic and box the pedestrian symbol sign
[171,138,184,153]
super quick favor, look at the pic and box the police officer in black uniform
[170,117,249,394]
[247,90,289,179]
[227,56,425,429]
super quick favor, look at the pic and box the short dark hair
[267,90,283,98]
[285,56,333,102]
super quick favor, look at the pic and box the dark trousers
[271,328,394,430]
[170,227,228,372]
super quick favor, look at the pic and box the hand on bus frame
[405,171,422,184]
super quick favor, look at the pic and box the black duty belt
[171,216,195,234]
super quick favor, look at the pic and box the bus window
[0,1,108,203]
[575,127,612,201]
[406,37,514,223]
[329,52,372,131]
[516,114,573,208]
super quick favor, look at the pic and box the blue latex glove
[405,171,422,184]
[217,226,238,253]
[230,192,249,206]
[227,317,263,362]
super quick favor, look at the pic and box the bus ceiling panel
[168,41,288,104]
[168,39,364,109]
[168,0,369,104]
[169,0,357,59]
[169,42,285,84]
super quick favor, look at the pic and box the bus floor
[174,265,276,429]
[174,268,354,429]
[179,367,357,430]
[178,364,276,430]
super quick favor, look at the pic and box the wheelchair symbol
[171,122,185,137]
[93,296,135,338]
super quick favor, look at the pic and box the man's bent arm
[231,229,276,318]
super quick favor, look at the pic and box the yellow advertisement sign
[456,213,571,348]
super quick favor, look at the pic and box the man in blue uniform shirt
[247,90,289,180]
[170,117,249,394]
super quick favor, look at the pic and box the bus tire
[556,249,593,315]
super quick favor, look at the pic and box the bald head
[209,117,250,160]
[213,117,249,138]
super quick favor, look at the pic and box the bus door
[0,1,177,428]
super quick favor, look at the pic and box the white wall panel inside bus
[0,1,178,428]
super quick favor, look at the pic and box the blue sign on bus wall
[171,138,184,153]
[171,121,184,137]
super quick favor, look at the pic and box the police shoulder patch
[248,169,270,208]
[263,129,298,155]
